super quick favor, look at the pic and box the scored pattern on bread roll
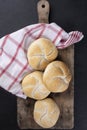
[34,98,60,128]
[22,71,50,100]
[27,38,58,70]
[43,61,72,92]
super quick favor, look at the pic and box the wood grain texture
[17,0,74,129]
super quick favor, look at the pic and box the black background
[0,0,87,130]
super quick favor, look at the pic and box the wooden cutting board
[17,0,74,129]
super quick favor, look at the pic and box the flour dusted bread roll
[34,98,60,128]
[43,61,72,93]
[22,71,50,100]
[27,38,58,70]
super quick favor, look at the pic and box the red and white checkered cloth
[0,23,84,99]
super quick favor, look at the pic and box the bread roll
[21,71,50,100]
[27,38,58,70]
[43,61,72,93]
[34,98,60,128]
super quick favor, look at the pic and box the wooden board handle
[37,0,50,23]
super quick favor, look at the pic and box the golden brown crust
[33,98,60,128]
[27,38,58,70]
[21,71,50,100]
[43,61,72,92]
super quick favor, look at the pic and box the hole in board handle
[42,4,45,8]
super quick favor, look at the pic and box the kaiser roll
[43,61,72,93]
[27,38,58,70]
[33,98,60,128]
[21,71,50,100]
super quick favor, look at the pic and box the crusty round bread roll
[34,98,60,128]
[27,38,58,70]
[43,61,72,93]
[21,71,50,100]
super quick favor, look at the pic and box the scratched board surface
[17,0,74,129]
